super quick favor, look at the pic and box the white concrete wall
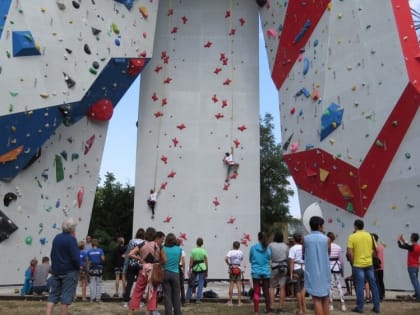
[0,0,158,285]
[259,0,420,290]
[134,0,260,279]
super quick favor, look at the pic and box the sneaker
[351,307,363,313]
[122,302,128,308]
[341,304,347,311]
[195,300,201,304]
[329,304,334,311]
[113,293,119,298]
[226,301,233,306]
[238,302,243,306]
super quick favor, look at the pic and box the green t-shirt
[190,247,207,272]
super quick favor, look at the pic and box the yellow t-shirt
[347,230,374,268]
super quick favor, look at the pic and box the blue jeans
[186,271,205,301]
[352,266,380,312]
[407,266,420,300]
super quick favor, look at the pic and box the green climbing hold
[25,236,32,245]
[111,23,120,34]
[89,67,97,75]
[375,139,384,148]
[55,154,64,182]
[346,202,354,213]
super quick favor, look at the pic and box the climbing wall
[260,0,420,289]
[0,0,158,284]
[134,0,260,279]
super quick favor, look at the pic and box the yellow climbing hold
[391,204,397,210]
[319,168,329,182]
[140,6,149,18]
[360,184,368,190]
[327,3,332,11]
[40,93,49,98]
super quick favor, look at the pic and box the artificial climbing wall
[134,0,260,279]
[0,0,158,284]
[260,0,420,289]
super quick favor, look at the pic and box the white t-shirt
[149,192,158,202]
[226,249,244,266]
[288,244,304,270]
[224,154,234,165]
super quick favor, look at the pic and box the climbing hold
[77,187,84,208]
[63,72,76,88]
[375,139,384,148]
[55,155,64,182]
[111,23,120,34]
[139,6,148,18]
[294,20,311,44]
[84,135,95,155]
[84,43,91,54]
[0,210,18,242]
[267,28,276,39]
[256,0,267,8]
[127,59,145,76]
[290,142,299,153]
[25,236,32,245]
[87,99,113,121]
[114,0,135,10]
[227,217,236,224]
[319,168,329,182]
[115,38,120,46]
[56,1,66,10]
[3,192,17,207]
[237,125,247,132]
[92,61,100,69]
[337,184,354,200]
[12,31,41,57]
[0,145,24,163]
[320,103,344,141]
[72,1,80,9]
[303,58,310,75]
[91,27,101,36]
[405,152,411,159]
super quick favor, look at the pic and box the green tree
[260,113,294,232]
[89,172,134,278]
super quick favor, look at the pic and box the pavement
[0,280,416,303]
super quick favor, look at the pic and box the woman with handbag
[128,227,167,315]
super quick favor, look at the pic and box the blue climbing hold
[320,103,344,141]
[303,58,310,75]
[114,0,134,10]
[12,31,41,57]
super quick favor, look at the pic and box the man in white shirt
[223,152,239,182]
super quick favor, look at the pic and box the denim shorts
[47,270,79,305]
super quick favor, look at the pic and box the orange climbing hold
[0,145,24,163]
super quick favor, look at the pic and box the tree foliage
[260,113,294,232]
[88,172,134,278]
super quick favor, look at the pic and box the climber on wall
[223,152,239,182]
[147,189,160,219]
